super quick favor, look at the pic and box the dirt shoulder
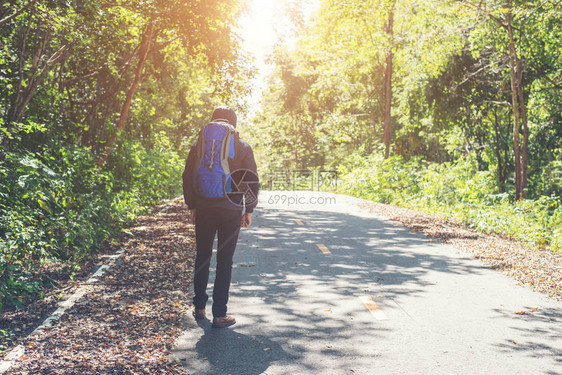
[359,200,562,301]
[3,197,194,374]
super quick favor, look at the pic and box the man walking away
[182,106,259,328]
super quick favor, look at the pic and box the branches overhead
[1,0,251,162]
[0,0,39,27]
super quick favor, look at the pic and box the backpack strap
[197,126,205,158]
[233,131,239,159]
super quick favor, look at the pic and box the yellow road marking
[316,244,331,254]
[359,296,389,320]
[294,219,304,225]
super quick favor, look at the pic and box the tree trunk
[506,0,527,200]
[492,109,506,192]
[97,20,154,168]
[382,2,395,159]
[517,73,529,199]
[509,55,522,200]
[383,48,393,159]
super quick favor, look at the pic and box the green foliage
[252,0,561,201]
[250,0,561,255]
[0,0,250,315]
[341,155,562,251]
[1,328,13,356]
[0,128,183,311]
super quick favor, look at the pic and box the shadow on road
[190,324,293,375]
[491,306,562,366]
[174,200,562,374]
[242,208,486,300]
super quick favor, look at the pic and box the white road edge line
[0,251,123,374]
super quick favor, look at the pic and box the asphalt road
[172,191,562,375]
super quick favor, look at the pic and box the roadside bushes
[340,155,562,252]
[0,131,183,312]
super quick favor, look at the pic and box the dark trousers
[193,207,242,317]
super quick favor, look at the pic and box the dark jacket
[183,138,259,213]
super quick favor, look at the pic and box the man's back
[183,136,258,213]
[182,106,258,328]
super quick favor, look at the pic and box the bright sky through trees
[238,0,319,111]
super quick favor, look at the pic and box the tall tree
[0,0,248,165]
[382,0,396,158]
[97,19,154,167]
[456,0,550,199]
[95,0,247,166]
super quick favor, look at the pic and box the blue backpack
[193,121,238,199]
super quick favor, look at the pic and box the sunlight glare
[238,0,319,112]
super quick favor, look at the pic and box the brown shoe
[192,308,206,320]
[212,315,236,328]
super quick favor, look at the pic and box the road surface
[172,191,562,375]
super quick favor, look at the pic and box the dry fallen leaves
[4,201,196,374]
[361,201,562,301]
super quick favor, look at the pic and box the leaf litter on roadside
[7,200,196,374]
[361,201,562,301]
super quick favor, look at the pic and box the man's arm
[241,212,252,228]
[241,144,259,214]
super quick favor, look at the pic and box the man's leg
[212,209,242,318]
[193,209,217,310]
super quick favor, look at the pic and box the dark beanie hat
[211,106,237,127]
